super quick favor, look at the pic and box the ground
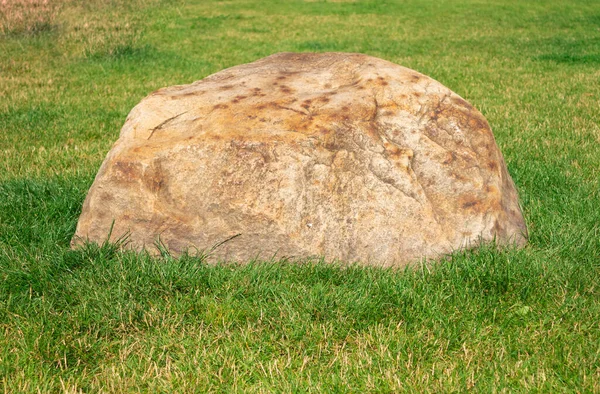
[0,0,599,392]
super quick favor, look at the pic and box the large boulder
[72,52,527,265]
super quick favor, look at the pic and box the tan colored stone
[72,52,527,266]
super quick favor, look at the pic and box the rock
[72,52,527,266]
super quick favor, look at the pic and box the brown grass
[0,0,155,36]
[0,0,61,35]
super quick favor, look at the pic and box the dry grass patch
[1,0,158,36]
[0,0,60,35]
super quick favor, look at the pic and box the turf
[1,0,599,391]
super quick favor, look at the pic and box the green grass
[1,0,599,391]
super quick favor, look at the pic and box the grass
[1,0,599,391]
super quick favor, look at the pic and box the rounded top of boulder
[121,52,484,145]
[74,52,527,265]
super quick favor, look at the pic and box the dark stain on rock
[377,76,389,86]
[429,102,446,122]
[432,98,489,133]
[363,124,383,143]
[451,96,475,112]
[178,91,199,97]
[219,84,234,91]
[384,143,404,161]
[324,139,343,152]
[213,103,229,110]
[462,199,479,209]
[442,152,456,165]
[146,175,164,193]
[468,116,489,132]
[487,161,498,171]
[113,162,143,183]
[280,85,293,94]
[492,220,502,234]
[452,172,466,181]
[231,95,248,104]
[278,69,300,75]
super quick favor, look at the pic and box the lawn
[1,0,599,391]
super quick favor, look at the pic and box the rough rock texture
[72,52,527,266]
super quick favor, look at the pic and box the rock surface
[72,52,527,265]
